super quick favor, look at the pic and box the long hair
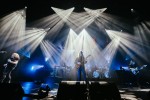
[11,53,20,60]
[79,51,84,62]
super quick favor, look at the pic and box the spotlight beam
[40,40,61,68]
[84,7,107,19]
[51,7,74,22]
[0,8,26,51]
[106,29,150,64]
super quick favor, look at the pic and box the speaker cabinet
[89,81,121,100]
[57,81,87,100]
[57,81,121,100]
[0,83,24,100]
[116,70,137,85]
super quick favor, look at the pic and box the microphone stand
[0,51,7,54]
[86,73,90,100]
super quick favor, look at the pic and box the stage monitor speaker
[89,81,121,100]
[57,81,87,100]
[0,83,24,100]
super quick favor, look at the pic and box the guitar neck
[86,55,91,60]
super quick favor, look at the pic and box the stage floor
[20,81,150,100]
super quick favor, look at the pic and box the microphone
[0,51,7,53]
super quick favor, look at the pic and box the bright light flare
[31,65,44,71]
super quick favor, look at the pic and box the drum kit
[93,70,100,78]
[92,68,109,79]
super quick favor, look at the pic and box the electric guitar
[75,55,91,69]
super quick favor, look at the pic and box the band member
[75,51,87,81]
[0,52,20,83]
[0,50,7,80]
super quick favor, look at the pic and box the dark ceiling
[0,0,150,23]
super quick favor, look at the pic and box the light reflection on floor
[119,87,150,100]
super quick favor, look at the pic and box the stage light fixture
[84,7,107,18]
[51,7,74,22]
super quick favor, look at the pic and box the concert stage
[0,0,150,100]
[0,79,150,100]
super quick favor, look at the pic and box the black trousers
[0,66,15,83]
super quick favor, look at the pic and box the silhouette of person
[0,52,20,83]
[75,51,87,81]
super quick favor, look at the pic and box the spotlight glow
[106,29,150,65]
[31,65,44,71]
[51,7,74,22]
[0,8,26,52]
[102,35,120,67]
[40,40,61,68]
[60,29,109,79]
[84,7,107,19]
[60,29,77,67]
[14,28,47,57]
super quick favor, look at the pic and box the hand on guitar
[76,62,81,69]
[75,55,91,69]
[3,64,7,67]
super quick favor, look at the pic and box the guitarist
[75,51,91,100]
[75,51,87,81]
